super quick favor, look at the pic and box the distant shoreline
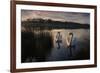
[22,18,90,29]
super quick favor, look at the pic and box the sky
[21,10,90,24]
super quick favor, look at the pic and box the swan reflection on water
[56,32,76,57]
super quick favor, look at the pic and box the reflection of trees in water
[21,27,90,62]
[21,28,53,62]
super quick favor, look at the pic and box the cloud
[21,10,90,24]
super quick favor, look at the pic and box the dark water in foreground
[21,29,90,63]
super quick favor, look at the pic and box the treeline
[22,18,90,29]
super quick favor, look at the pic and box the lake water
[21,28,90,62]
[46,29,90,61]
